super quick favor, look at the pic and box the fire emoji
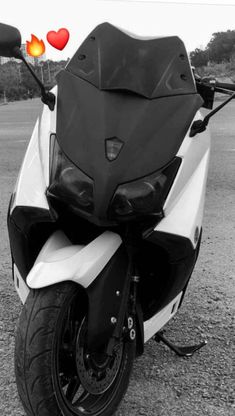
[26,35,46,57]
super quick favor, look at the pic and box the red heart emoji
[47,28,70,51]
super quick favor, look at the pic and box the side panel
[141,112,210,319]
[156,150,209,248]
[11,119,48,211]
[8,89,58,281]
[144,292,183,343]
[164,111,210,214]
[10,87,57,213]
[155,118,211,248]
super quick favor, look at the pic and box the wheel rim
[54,291,129,415]
[76,317,123,395]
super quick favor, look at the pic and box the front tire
[15,282,135,416]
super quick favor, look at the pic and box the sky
[1,0,235,61]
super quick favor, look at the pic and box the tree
[190,48,209,68]
[0,59,67,102]
[207,30,235,63]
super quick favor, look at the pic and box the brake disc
[76,319,123,395]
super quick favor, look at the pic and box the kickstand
[155,331,207,357]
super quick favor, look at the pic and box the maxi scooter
[1,21,235,416]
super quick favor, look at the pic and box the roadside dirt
[0,99,234,416]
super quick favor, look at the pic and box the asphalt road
[0,99,234,416]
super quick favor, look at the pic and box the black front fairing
[54,23,203,225]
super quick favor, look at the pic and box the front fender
[26,230,122,289]
[26,229,144,356]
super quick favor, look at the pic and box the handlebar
[190,75,235,137]
[215,81,235,92]
[195,74,235,93]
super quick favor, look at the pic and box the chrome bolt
[130,329,136,340]
[116,291,120,296]
[128,317,133,329]
[78,54,86,60]
[111,317,117,324]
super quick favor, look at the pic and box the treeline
[2,30,235,102]
[0,60,68,102]
[190,30,235,68]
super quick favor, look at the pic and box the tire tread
[15,282,134,416]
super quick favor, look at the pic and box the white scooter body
[11,86,211,344]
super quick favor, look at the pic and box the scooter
[1,21,234,416]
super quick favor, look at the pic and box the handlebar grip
[215,81,235,92]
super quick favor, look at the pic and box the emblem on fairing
[105,137,124,162]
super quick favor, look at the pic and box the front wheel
[15,282,135,416]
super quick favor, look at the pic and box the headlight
[109,157,181,220]
[48,134,94,214]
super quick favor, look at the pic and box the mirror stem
[13,46,55,111]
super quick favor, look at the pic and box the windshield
[66,22,196,99]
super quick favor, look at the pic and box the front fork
[106,237,142,356]
[106,272,140,356]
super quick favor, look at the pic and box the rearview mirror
[0,22,55,110]
[0,22,21,58]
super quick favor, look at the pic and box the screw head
[130,329,136,340]
[128,317,134,329]
[78,54,86,60]
[116,291,120,296]
[111,317,117,324]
